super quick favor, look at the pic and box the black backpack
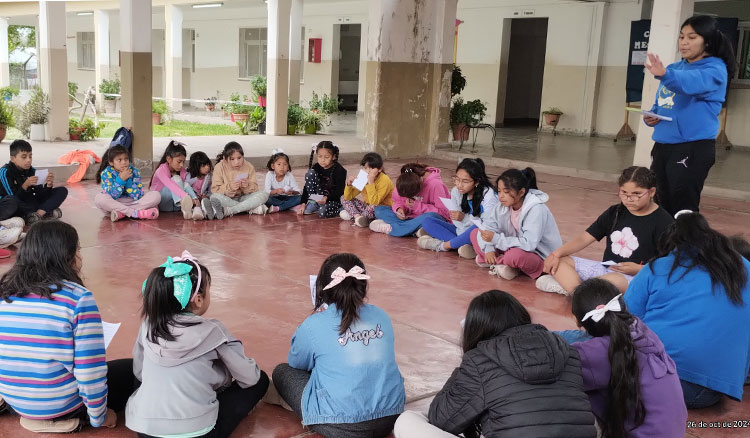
[110,127,133,158]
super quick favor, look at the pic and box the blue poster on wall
[626,20,651,103]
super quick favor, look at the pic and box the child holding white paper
[297,141,347,218]
[417,158,497,259]
[537,166,673,296]
[150,141,201,220]
[207,142,269,219]
[341,152,394,228]
[264,148,302,213]
[471,167,562,281]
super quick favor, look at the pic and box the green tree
[8,25,36,54]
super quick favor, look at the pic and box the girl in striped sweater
[0,221,136,433]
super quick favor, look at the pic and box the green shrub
[99,76,120,100]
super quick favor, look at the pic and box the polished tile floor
[0,159,747,437]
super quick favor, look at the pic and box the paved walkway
[0,159,746,437]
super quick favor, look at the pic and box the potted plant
[24,86,50,141]
[250,75,267,107]
[287,103,304,135]
[248,106,266,134]
[68,81,78,107]
[542,107,563,126]
[68,118,83,140]
[204,95,217,112]
[99,76,120,113]
[309,91,340,115]
[0,86,19,102]
[70,117,104,141]
[301,109,323,135]
[0,99,13,143]
[450,97,487,141]
[228,93,251,122]
[152,100,168,125]
[451,65,466,97]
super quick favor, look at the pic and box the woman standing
[644,15,735,215]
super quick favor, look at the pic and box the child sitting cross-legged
[264,148,302,213]
[341,152,394,228]
[94,145,160,221]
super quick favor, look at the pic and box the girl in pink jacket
[370,163,450,237]
[150,141,202,220]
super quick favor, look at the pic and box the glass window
[239,27,267,79]
[77,32,95,70]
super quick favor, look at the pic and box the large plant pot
[232,113,248,122]
[544,113,561,126]
[205,104,215,112]
[103,99,117,113]
[0,125,6,143]
[152,113,162,125]
[451,124,470,141]
[258,122,266,135]
[30,124,45,141]
[257,96,267,108]
[287,125,297,135]
[304,124,317,135]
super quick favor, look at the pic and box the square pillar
[0,19,9,88]
[94,10,110,107]
[165,4,183,111]
[633,0,695,166]
[267,0,291,136]
[38,1,69,141]
[288,0,303,103]
[121,0,153,163]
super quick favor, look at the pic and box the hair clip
[311,143,318,151]
[674,209,692,219]
[271,148,285,155]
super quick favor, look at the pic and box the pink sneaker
[136,208,159,220]
[268,205,280,214]
[368,219,392,234]
[110,211,126,222]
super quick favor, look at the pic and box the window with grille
[736,23,750,82]
[77,32,95,70]
[239,28,267,79]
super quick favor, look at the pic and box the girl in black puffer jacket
[394,290,597,438]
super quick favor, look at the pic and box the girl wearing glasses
[537,166,673,296]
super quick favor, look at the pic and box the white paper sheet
[439,197,458,211]
[102,322,120,350]
[471,218,487,231]
[309,275,328,311]
[283,185,292,192]
[234,172,248,182]
[626,107,673,122]
[35,169,49,183]
[352,169,369,191]
[601,260,618,266]
[309,194,324,202]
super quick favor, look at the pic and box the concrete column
[165,4,183,111]
[0,19,9,88]
[356,21,367,114]
[288,0,303,103]
[38,1,69,141]
[267,0,292,136]
[94,10,110,107]
[121,0,153,163]
[364,0,457,157]
[633,0,694,166]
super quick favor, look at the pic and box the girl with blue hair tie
[126,251,269,438]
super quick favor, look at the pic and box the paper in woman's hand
[352,170,369,191]
[439,197,458,211]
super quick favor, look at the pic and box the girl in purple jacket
[571,279,686,438]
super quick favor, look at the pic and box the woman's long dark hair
[682,16,737,90]
[461,290,531,353]
[216,141,244,163]
[572,279,645,438]
[0,221,83,302]
[653,212,747,305]
[141,261,211,343]
[150,140,187,187]
[456,158,492,216]
[496,167,537,203]
[96,145,129,184]
[315,253,367,335]
[308,141,340,169]
[187,151,212,178]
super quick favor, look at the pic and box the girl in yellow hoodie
[341,152,394,228]
[205,142,269,220]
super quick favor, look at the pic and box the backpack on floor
[110,127,133,158]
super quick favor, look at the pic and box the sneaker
[415,227,429,238]
[111,211,126,222]
[417,235,444,252]
[354,216,371,228]
[49,208,62,219]
[303,201,320,215]
[339,210,352,221]
[251,204,269,215]
[211,197,224,220]
[0,227,22,249]
[20,417,81,433]
[0,248,10,259]
[136,208,159,220]
[369,219,392,234]
[535,275,570,296]
[293,204,305,215]
[0,217,24,229]
[223,207,233,218]
[180,195,193,220]
[25,213,42,226]
[475,256,491,268]
[268,205,280,214]
[201,198,215,220]
[458,244,477,259]
[192,206,204,221]
[489,264,520,280]
[262,380,293,412]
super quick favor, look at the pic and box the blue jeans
[374,206,444,237]
[267,195,302,211]
[680,380,723,409]
[158,185,197,212]
[555,330,594,344]
[421,216,476,249]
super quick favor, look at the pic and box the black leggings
[137,371,269,438]
[650,139,715,216]
[272,363,398,438]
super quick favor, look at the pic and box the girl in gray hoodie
[125,251,269,438]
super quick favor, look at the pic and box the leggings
[421,215,476,249]
[470,229,545,278]
[341,197,377,219]
[374,206,444,237]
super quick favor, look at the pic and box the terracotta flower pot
[544,113,561,126]
[0,125,6,143]
[451,124,470,141]
[232,113,249,122]
[152,113,162,125]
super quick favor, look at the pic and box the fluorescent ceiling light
[192,2,223,8]
[77,12,94,16]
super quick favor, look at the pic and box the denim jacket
[288,303,405,425]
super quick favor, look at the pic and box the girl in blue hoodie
[644,15,735,216]
[271,253,405,438]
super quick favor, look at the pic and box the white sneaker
[192,206,204,221]
[457,244,476,259]
[415,227,429,238]
[180,195,193,220]
[0,217,24,229]
[369,219,392,234]
[251,204,269,215]
[339,210,352,221]
[354,216,371,228]
[535,275,570,296]
[0,227,23,249]
[417,235,444,252]
[489,264,520,280]
[475,255,491,268]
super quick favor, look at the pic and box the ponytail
[496,167,537,200]
[310,141,340,169]
[314,253,368,335]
